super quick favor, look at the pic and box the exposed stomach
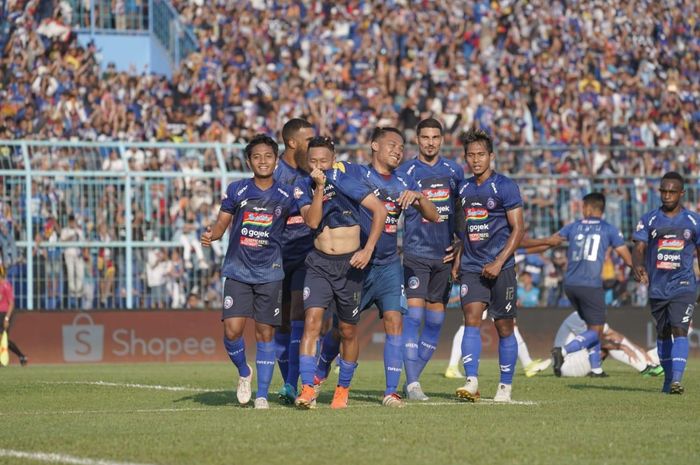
[314,225,361,255]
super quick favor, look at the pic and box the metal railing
[0,140,697,311]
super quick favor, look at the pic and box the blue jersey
[558,217,625,288]
[359,165,418,266]
[220,179,294,284]
[632,208,700,300]
[458,172,523,274]
[397,157,464,260]
[294,161,371,236]
[273,158,313,263]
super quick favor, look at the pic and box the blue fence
[0,140,697,311]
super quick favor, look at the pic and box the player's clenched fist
[397,190,422,210]
[200,226,213,247]
[350,248,372,269]
[310,168,326,186]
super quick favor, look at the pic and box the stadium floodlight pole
[21,142,33,310]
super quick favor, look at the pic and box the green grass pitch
[2,359,697,465]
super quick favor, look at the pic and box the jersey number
[572,234,601,262]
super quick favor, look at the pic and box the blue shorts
[361,260,407,318]
[650,294,695,334]
[564,285,606,326]
[459,268,517,320]
[403,254,452,304]
[222,278,283,326]
[303,249,363,324]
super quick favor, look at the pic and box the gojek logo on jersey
[466,206,489,242]
[656,237,684,270]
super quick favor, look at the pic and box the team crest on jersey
[274,206,282,217]
[486,197,496,209]
[224,296,234,309]
[684,229,692,240]
[461,284,469,297]
[303,287,310,300]
[408,276,420,289]
[294,186,303,199]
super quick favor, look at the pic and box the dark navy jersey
[458,172,523,274]
[558,217,625,288]
[397,157,464,260]
[220,179,294,284]
[273,158,313,263]
[359,165,419,266]
[294,161,371,236]
[632,208,700,300]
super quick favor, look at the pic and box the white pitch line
[0,448,155,465]
[42,381,540,406]
[43,381,212,392]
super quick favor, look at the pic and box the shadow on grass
[174,390,237,406]
[568,384,659,393]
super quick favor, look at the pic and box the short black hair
[416,118,443,136]
[307,136,335,153]
[662,171,684,188]
[281,118,313,145]
[244,134,279,159]
[461,128,493,154]
[370,127,405,144]
[583,192,606,212]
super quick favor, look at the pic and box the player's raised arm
[483,206,525,279]
[397,189,439,222]
[350,193,388,269]
[299,169,326,229]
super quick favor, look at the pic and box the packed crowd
[1,0,700,309]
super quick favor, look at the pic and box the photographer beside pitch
[632,172,698,395]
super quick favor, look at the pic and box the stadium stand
[1,0,698,310]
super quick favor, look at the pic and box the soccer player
[294,136,387,409]
[0,263,28,366]
[521,192,635,377]
[396,118,464,400]
[632,172,699,394]
[314,127,439,408]
[554,311,663,377]
[273,118,315,403]
[453,128,524,403]
[201,134,295,409]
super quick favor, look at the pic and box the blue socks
[416,310,445,376]
[461,326,481,377]
[384,334,403,395]
[563,329,598,355]
[338,357,358,388]
[286,321,304,388]
[658,338,673,392]
[224,337,251,377]
[498,334,518,385]
[316,330,340,380]
[671,336,688,384]
[255,341,275,399]
[273,331,290,381]
[588,341,602,371]
[300,354,316,386]
[402,306,423,384]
